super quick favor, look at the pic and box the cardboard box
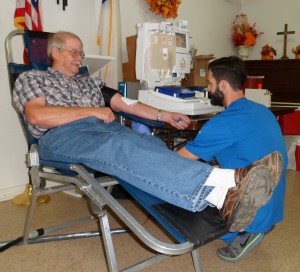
[244,76,264,89]
[122,35,139,82]
[181,54,214,87]
[278,110,300,135]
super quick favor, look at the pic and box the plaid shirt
[13,68,106,139]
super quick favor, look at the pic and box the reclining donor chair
[1,29,228,272]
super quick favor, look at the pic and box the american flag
[14,0,42,30]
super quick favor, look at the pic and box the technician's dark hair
[208,56,247,91]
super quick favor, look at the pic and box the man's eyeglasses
[59,48,85,59]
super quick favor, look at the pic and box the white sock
[205,187,228,209]
[204,168,236,208]
[204,168,236,188]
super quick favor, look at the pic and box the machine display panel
[175,32,188,49]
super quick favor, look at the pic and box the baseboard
[0,181,84,203]
[0,185,26,202]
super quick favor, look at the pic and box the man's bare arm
[177,146,199,160]
[24,96,115,128]
[109,93,191,130]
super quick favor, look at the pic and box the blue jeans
[38,117,214,212]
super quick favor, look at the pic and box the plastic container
[244,76,265,89]
[278,110,300,135]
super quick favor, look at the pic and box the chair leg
[22,166,41,243]
[191,249,204,272]
[22,182,38,244]
[99,210,119,272]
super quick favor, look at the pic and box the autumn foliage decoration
[146,0,181,19]
[231,13,263,47]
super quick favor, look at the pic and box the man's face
[54,37,84,77]
[207,70,224,107]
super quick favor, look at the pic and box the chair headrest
[24,30,53,66]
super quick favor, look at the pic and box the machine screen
[176,33,187,48]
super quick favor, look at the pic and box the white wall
[0,1,29,201]
[242,0,300,60]
[1,0,299,201]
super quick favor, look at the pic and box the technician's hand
[163,112,191,129]
[96,107,116,123]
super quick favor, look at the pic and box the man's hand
[161,111,191,129]
[95,107,116,123]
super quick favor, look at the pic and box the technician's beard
[210,86,224,107]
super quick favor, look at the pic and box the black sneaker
[217,232,264,262]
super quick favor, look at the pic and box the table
[161,114,217,149]
[161,107,297,150]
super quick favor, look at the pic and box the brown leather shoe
[221,152,283,232]
[252,151,283,181]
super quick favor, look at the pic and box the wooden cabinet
[244,60,300,104]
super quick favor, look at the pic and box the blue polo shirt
[186,98,287,236]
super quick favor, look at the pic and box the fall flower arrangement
[146,0,181,19]
[261,44,277,57]
[231,13,263,47]
[292,45,300,55]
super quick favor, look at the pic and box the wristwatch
[156,110,162,121]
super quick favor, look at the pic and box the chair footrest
[153,204,228,246]
[117,178,228,245]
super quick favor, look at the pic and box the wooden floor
[0,170,299,272]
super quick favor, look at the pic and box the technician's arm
[24,95,115,128]
[177,146,199,160]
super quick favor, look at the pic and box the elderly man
[13,32,282,233]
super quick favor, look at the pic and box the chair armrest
[116,111,165,129]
